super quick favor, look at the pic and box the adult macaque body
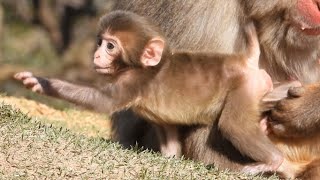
[110,0,320,179]
[14,11,282,172]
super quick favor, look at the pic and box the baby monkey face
[94,34,122,75]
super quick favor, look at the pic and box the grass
[0,101,279,179]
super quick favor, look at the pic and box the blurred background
[0,0,114,109]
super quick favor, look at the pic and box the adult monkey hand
[269,84,320,138]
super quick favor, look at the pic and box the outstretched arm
[14,71,120,113]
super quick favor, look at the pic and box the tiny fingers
[23,77,39,88]
[31,83,44,94]
[14,71,33,80]
[14,71,45,94]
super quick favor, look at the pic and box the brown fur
[96,12,283,173]
[14,10,283,173]
[268,83,320,178]
[270,84,320,138]
[271,131,320,179]
[110,0,320,179]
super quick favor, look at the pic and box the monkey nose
[95,54,100,59]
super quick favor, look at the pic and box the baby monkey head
[94,10,168,76]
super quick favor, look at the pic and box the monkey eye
[105,40,119,55]
[107,42,115,50]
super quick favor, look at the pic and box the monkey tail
[244,22,260,67]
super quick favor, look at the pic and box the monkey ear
[141,38,165,66]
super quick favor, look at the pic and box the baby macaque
[14,11,282,173]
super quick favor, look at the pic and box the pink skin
[297,0,320,35]
[94,35,121,74]
[260,118,269,134]
[244,65,273,135]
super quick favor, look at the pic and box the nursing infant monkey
[15,11,282,173]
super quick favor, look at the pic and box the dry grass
[0,95,111,138]
[0,101,278,179]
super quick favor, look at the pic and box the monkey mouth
[298,23,320,35]
[94,67,115,74]
[292,20,320,36]
[302,27,320,35]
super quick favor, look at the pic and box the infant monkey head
[94,11,168,76]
